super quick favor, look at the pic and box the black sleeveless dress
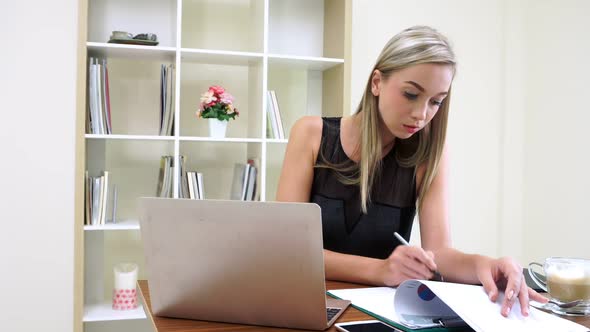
[310,117,417,259]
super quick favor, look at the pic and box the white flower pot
[208,118,228,138]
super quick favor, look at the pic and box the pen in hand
[394,232,444,282]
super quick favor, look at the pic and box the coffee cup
[528,257,590,315]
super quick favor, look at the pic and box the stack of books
[230,159,258,201]
[266,90,285,139]
[86,57,112,134]
[159,64,175,136]
[185,172,204,200]
[85,171,117,225]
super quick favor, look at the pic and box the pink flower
[200,90,217,105]
[209,85,225,95]
[219,92,234,104]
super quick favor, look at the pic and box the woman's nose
[411,103,428,121]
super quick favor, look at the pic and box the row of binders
[86,58,175,135]
[157,156,205,199]
[85,171,118,225]
[266,90,285,139]
[157,156,258,201]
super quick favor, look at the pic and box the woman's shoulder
[290,116,323,142]
[289,116,324,161]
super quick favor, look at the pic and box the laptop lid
[138,198,331,330]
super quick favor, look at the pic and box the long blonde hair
[318,25,456,213]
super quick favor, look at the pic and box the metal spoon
[546,298,587,309]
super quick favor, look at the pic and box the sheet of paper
[419,280,589,332]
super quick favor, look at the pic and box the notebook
[328,280,589,332]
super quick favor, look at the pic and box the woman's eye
[432,100,443,107]
[403,92,418,100]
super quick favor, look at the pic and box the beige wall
[0,0,80,331]
[350,0,590,264]
[521,0,590,264]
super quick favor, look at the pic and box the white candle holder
[112,263,138,310]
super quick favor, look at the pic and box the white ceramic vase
[208,118,228,138]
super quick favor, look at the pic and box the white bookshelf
[81,0,350,327]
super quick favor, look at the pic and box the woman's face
[371,63,453,139]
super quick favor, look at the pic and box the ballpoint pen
[394,232,444,282]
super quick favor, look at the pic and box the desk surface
[138,280,590,332]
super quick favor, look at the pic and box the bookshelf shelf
[180,48,264,65]
[266,139,289,144]
[83,302,146,322]
[80,0,350,328]
[84,220,140,231]
[267,54,344,71]
[85,134,175,141]
[179,136,263,143]
[87,42,176,61]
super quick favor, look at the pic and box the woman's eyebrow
[405,81,448,96]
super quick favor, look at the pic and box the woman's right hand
[378,245,438,286]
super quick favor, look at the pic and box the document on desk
[328,280,589,332]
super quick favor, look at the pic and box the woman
[276,25,547,317]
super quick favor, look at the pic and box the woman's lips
[403,125,419,134]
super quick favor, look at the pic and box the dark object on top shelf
[108,31,159,46]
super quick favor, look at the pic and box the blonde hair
[317,25,456,213]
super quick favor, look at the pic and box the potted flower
[196,85,239,138]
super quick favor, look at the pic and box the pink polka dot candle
[112,263,138,311]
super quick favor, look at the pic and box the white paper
[408,280,589,332]
[330,281,589,332]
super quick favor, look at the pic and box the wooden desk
[138,280,590,332]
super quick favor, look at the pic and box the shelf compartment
[87,42,176,62]
[179,59,264,139]
[268,0,346,59]
[87,0,177,47]
[86,57,176,136]
[179,141,262,200]
[181,0,264,53]
[85,139,175,226]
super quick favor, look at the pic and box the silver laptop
[138,198,351,330]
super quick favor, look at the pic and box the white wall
[350,0,590,265]
[350,0,505,257]
[0,1,80,331]
[521,0,590,264]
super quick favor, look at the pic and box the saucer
[530,300,590,316]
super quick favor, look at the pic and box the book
[196,172,204,200]
[269,90,284,139]
[159,64,175,136]
[110,184,118,224]
[266,91,278,139]
[156,156,173,198]
[328,280,589,332]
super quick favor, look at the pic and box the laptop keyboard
[327,307,342,322]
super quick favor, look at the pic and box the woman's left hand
[475,256,548,317]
